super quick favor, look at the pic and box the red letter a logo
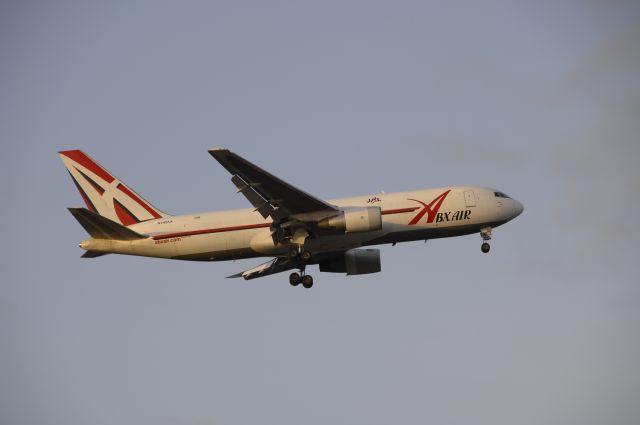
[407,190,451,225]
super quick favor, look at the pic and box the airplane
[59,149,524,288]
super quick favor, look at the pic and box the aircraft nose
[512,199,524,218]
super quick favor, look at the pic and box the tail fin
[68,208,147,240]
[59,150,169,226]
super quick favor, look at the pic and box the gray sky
[2,1,639,424]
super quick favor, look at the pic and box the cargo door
[464,190,476,207]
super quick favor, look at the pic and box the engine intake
[318,206,382,233]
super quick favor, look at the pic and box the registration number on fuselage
[154,237,182,244]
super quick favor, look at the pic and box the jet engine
[317,206,382,233]
[319,249,381,275]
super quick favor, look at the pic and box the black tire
[300,250,312,263]
[288,248,299,259]
[481,242,490,253]
[289,272,301,286]
[302,275,314,288]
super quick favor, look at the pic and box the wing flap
[228,257,296,280]
[231,174,287,221]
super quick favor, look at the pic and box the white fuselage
[80,186,523,261]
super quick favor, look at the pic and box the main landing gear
[480,226,492,253]
[289,272,314,288]
[288,246,314,288]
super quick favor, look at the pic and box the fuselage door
[464,190,476,207]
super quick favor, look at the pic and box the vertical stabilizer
[59,150,169,225]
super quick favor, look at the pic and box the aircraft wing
[208,149,338,222]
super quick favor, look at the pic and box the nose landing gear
[480,226,492,253]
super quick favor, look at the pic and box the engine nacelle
[319,249,382,275]
[318,206,382,233]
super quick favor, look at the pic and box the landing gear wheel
[289,272,301,286]
[302,275,314,289]
[300,250,312,263]
[288,248,299,259]
[479,227,492,254]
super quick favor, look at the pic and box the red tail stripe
[76,168,106,195]
[117,184,162,219]
[68,171,97,213]
[60,150,115,183]
[113,199,140,226]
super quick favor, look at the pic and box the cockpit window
[494,191,511,198]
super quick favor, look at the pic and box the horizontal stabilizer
[81,250,109,258]
[68,207,147,241]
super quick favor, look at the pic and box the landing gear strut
[288,247,312,263]
[300,250,312,263]
[480,226,492,254]
[288,245,314,288]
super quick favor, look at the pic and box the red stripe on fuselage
[59,150,115,184]
[152,206,422,240]
[381,207,419,215]
[152,223,272,240]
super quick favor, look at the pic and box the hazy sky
[2,1,639,424]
